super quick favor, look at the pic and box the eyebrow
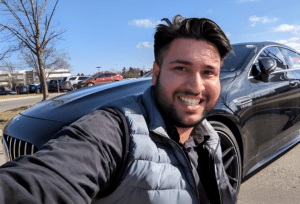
[168,60,192,65]
[168,59,219,70]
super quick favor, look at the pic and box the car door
[248,46,300,155]
[279,47,300,131]
[95,74,106,85]
[104,74,113,83]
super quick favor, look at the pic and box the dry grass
[0,92,63,99]
[0,93,40,99]
[0,106,32,129]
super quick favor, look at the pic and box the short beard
[154,73,213,128]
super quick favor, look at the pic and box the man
[0,15,236,203]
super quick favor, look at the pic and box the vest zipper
[153,131,201,204]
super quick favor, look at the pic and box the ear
[152,61,160,86]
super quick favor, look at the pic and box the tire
[73,85,77,90]
[209,120,242,193]
[87,83,94,87]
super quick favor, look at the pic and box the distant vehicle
[84,72,123,87]
[48,79,62,92]
[12,85,29,94]
[0,86,16,95]
[60,76,90,91]
[29,84,41,93]
[77,79,88,89]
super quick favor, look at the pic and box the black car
[0,86,16,95]
[48,79,62,92]
[29,84,41,93]
[2,41,300,193]
[12,85,29,94]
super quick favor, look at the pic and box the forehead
[162,38,221,65]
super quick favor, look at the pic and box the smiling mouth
[179,96,204,105]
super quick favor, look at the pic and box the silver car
[60,76,89,91]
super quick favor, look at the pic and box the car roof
[232,41,297,52]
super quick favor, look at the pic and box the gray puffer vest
[99,86,237,204]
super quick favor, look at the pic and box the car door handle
[289,81,299,87]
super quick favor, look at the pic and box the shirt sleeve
[0,108,126,204]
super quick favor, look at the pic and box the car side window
[259,47,287,71]
[279,48,300,69]
[69,77,76,80]
[0,87,4,91]
[97,74,105,79]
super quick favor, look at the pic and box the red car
[84,72,123,87]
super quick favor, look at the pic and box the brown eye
[175,67,186,71]
[204,70,213,75]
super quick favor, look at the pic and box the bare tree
[0,0,66,100]
[20,46,71,81]
[0,61,23,88]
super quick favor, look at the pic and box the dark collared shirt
[165,121,210,204]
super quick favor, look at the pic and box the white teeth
[179,97,201,105]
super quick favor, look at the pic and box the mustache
[174,90,202,96]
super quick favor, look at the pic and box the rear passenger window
[279,48,300,69]
[69,77,76,80]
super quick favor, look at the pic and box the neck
[176,127,194,144]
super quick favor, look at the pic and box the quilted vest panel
[99,87,198,204]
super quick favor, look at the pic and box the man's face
[152,38,221,128]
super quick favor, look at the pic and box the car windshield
[221,45,255,72]
[87,73,98,80]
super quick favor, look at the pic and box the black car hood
[21,78,152,122]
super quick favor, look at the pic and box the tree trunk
[37,51,48,100]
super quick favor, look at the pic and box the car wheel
[209,120,242,193]
[87,83,94,87]
[73,85,77,90]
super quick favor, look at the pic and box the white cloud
[273,24,300,32]
[273,38,300,52]
[289,37,300,41]
[207,9,213,13]
[249,15,278,26]
[129,19,162,28]
[226,32,231,37]
[136,42,153,49]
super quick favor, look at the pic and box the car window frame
[248,45,294,79]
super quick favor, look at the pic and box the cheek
[206,80,221,107]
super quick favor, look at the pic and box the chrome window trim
[247,45,300,79]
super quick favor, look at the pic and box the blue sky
[4,0,300,75]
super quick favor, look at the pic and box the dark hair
[154,15,232,67]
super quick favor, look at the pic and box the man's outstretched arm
[0,109,126,203]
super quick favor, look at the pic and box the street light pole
[96,66,101,73]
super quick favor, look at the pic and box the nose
[185,72,205,95]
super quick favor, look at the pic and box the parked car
[0,86,16,95]
[12,85,29,94]
[60,76,90,91]
[48,79,62,92]
[29,84,41,93]
[77,79,88,89]
[84,72,123,87]
[3,41,300,194]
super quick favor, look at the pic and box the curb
[0,93,65,103]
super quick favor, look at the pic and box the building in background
[0,68,71,88]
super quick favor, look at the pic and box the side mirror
[258,57,277,82]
